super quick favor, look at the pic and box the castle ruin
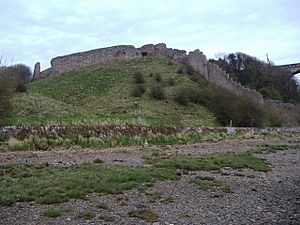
[33,43,263,103]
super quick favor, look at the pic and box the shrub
[263,103,283,127]
[174,88,190,106]
[174,87,206,106]
[176,68,183,74]
[205,88,266,127]
[185,65,194,75]
[231,97,265,127]
[150,85,165,100]
[131,84,145,97]
[0,74,13,122]
[258,87,283,100]
[16,82,27,92]
[167,77,176,86]
[154,74,162,82]
[173,84,267,127]
[132,71,144,84]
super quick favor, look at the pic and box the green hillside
[5,57,218,127]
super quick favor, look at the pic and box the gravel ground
[0,135,299,225]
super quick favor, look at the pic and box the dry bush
[133,71,145,84]
[150,85,165,100]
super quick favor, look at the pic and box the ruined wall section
[50,45,140,74]
[187,50,209,79]
[208,62,263,103]
[36,43,263,103]
[187,50,263,103]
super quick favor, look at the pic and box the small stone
[136,204,146,208]
[211,193,224,198]
[152,222,160,225]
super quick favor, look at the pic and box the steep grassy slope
[4,57,218,127]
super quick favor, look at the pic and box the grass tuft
[96,202,108,210]
[99,215,115,222]
[156,152,270,172]
[128,209,159,222]
[145,191,163,202]
[194,176,232,193]
[43,208,62,218]
[79,210,96,219]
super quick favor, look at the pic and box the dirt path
[0,136,299,225]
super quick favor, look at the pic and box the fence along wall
[34,43,263,103]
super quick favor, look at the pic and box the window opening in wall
[142,52,148,57]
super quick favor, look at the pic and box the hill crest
[33,43,263,103]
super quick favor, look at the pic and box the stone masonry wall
[36,43,263,103]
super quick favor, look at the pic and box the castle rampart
[36,43,263,103]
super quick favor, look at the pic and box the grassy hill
[4,57,218,127]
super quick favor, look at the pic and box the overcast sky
[0,0,300,79]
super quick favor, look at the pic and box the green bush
[16,82,27,92]
[174,88,190,106]
[0,74,13,123]
[154,74,162,82]
[176,68,183,74]
[173,84,267,127]
[132,71,144,84]
[131,84,145,97]
[167,77,176,86]
[150,85,165,100]
[174,87,206,106]
[258,87,283,100]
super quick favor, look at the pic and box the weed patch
[254,144,300,154]
[160,197,175,204]
[96,203,108,210]
[43,208,62,218]
[128,209,159,222]
[194,176,232,193]
[154,152,270,172]
[0,150,270,207]
[99,215,115,222]
[0,163,179,206]
[79,210,96,219]
[145,191,163,202]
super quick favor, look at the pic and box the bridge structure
[276,63,300,75]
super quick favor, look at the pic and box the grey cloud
[0,0,299,72]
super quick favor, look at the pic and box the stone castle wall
[35,43,263,103]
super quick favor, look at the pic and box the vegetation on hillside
[1,56,297,127]
[1,57,218,127]
[0,64,32,124]
[211,53,300,103]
